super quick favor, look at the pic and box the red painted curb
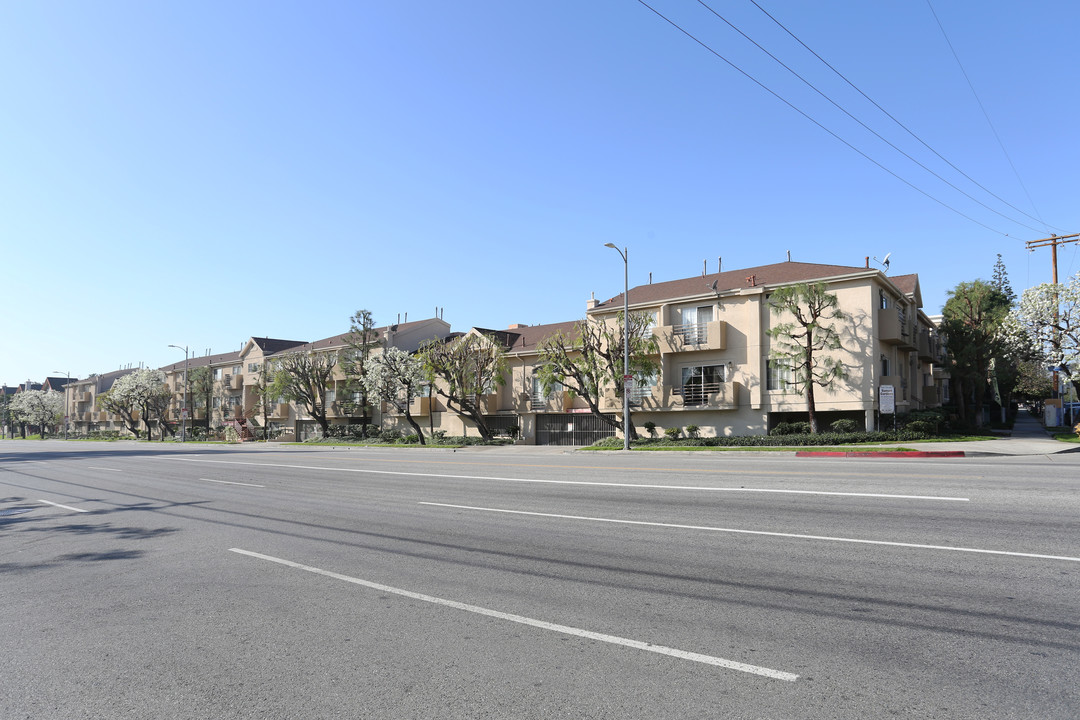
[795,450,966,458]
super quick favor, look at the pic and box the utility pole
[1026,233,1080,400]
[1025,232,1080,284]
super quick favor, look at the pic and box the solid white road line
[229,547,798,681]
[37,499,89,513]
[419,502,1080,564]
[158,457,967,502]
[87,466,121,472]
[200,478,265,488]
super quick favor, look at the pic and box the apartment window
[232,365,242,375]
[212,397,221,409]
[767,360,793,392]
[680,365,724,405]
[881,354,890,377]
[213,368,222,381]
[678,305,713,343]
[879,290,889,310]
[628,372,657,405]
[248,363,260,373]
[325,389,336,403]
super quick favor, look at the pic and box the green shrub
[378,428,401,443]
[664,427,682,439]
[905,420,936,435]
[643,421,657,438]
[685,424,700,439]
[771,421,811,436]
[830,419,858,433]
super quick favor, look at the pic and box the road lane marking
[200,478,265,488]
[157,457,966,501]
[229,547,798,681]
[419,502,1080,564]
[289,453,976,481]
[37,499,89,513]
[87,466,122,472]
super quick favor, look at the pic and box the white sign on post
[879,385,895,415]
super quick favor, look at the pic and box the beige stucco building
[49,260,946,445]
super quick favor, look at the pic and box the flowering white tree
[10,389,65,439]
[101,368,171,439]
[363,346,427,444]
[1007,273,1080,398]
[273,350,337,435]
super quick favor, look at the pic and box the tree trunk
[404,409,425,445]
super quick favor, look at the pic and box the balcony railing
[675,382,722,406]
[673,322,708,345]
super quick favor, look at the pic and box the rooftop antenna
[873,252,892,273]
[786,250,791,262]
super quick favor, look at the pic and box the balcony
[670,381,738,410]
[653,321,727,354]
[529,391,575,413]
[879,309,916,349]
[917,331,937,361]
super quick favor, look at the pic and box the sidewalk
[859,411,1078,457]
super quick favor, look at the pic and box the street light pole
[168,345,189,442]
[53,370,71,440]
[604,243,631,451]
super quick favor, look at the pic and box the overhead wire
[925,0,1053,235]
[636,0,1014,237]
[696,0,1046,235]
[746,0,1066,235]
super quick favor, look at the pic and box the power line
[696,0,1046,234]
[925,0,1052,234]
[746,0,1066,235]
[636,0,1014,237]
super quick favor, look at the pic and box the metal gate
[536,413,616,446]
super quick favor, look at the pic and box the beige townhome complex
[56,260,946,445]
[158,317,452,440]
[424,260,947,445]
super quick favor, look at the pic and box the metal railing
[675,382,721,406]
[673,322,708,345]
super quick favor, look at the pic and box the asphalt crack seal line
[229,548,798,682]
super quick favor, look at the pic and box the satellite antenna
[873,252,891,272]
[707,279,718,293]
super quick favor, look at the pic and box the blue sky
[2,1,1077,383]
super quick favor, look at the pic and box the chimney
[507,323,528,330]
[746,275,757,287]
[865,256,870,269]
[586,291,599,310]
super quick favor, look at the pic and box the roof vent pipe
[718,257,722,273]
[786,250,791,262]
[703,259,707,277]
[649,272,652,284]
[865,256,870,269]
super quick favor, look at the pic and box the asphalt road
[2,441,1078,719]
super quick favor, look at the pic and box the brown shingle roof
[594,261,880,310]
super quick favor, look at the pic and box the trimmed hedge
[592,430,934,449]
